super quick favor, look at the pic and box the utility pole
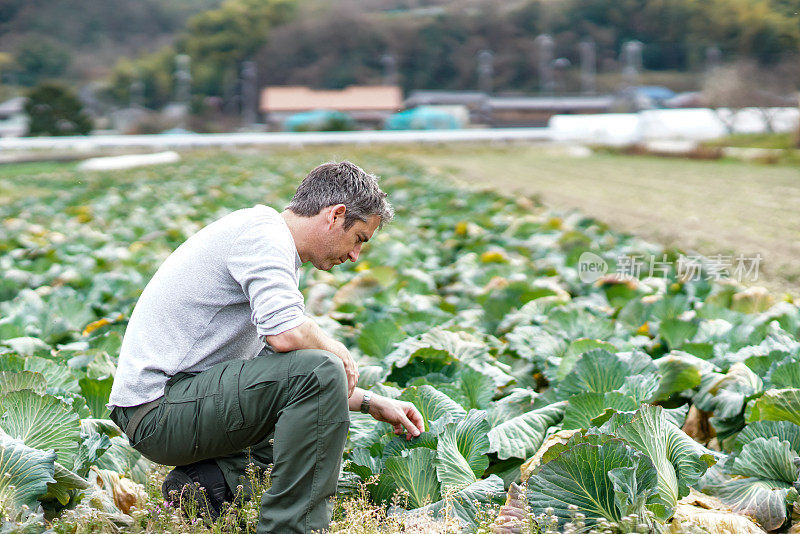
[535,34,555,95]
[621,40,643,88]
[477,49,494,94]
[579,39,596,95]
[381,54,398,86]
[241,61,257,126]
[174,54,191,129]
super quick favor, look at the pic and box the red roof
[260,86,402,113]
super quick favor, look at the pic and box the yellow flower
[75,205,93,223]
[82,318,111,336]
[480,250,508,263]
[544,217,563,230]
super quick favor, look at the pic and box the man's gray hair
[287,161,394,229]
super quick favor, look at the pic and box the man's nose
[349,245,361,262]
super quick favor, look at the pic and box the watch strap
[360,392,371,414]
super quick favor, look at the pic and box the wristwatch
[360,393,371,414]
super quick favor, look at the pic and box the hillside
[0,0,223,81]
[2,0,798,106]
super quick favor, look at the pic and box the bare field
[393,143,800,297]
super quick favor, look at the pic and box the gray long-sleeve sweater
[108,205,306,408]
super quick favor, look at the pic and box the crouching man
[107,161,423,533]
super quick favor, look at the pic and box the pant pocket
[217,361,278,450]
[216,361,246,433]
[226,380,283,449]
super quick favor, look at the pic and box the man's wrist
[360,392,371,414]
[348,387,367,411]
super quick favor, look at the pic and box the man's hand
[337,349,359,397]
[266,318,358,396]
[368,395,424,440]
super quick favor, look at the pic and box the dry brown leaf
[790,501,800,534]
[670,503,766,534]
[84,482,121,514]
[89,466,146,514]
[483,276,510,293]
[595,273,639,290]
[732,286,774,314]
[491,482,527,534]
[515,197,537,211]
[642,294,663,304]
[458,221,486,238]
[682,406,717,445]
[332,268,397,306]
[678,488,729,511]
[519,429,580,481]
[332,274,382,306]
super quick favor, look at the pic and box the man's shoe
[161,460,230,520]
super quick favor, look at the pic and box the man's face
[312,210,380,271]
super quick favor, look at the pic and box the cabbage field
[1,150,800,533]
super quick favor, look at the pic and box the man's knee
[288,349,344,380]
[314,350,347,391]
[287,349,348,421]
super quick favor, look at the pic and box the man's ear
[326,204,347,229]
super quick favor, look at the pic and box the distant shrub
[25,82,92,136]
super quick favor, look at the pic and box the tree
[14,37,70,86]
[691,0,800,64]
[25,83,92,136]
[178,0,295,96]
[106,0,800,108]
[108,47,178,110]
[702,60,798,134]
[108,0,295,108]
[0,52,14,84]
[554,0,700,70]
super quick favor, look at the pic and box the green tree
[24,83,92,136]
[108,47,178,109]
[106,0,800,105]
[691,0,800,64]
[108,0,295,107]
[178,0,295,96]
[551,0,700,70]
[14,37,71,86]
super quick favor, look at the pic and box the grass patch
[701,132,800,166]
[47,462,503,534]
[702,132,798,150]
[0,160,77,177]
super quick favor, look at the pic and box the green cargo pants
[110,348,350,533]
